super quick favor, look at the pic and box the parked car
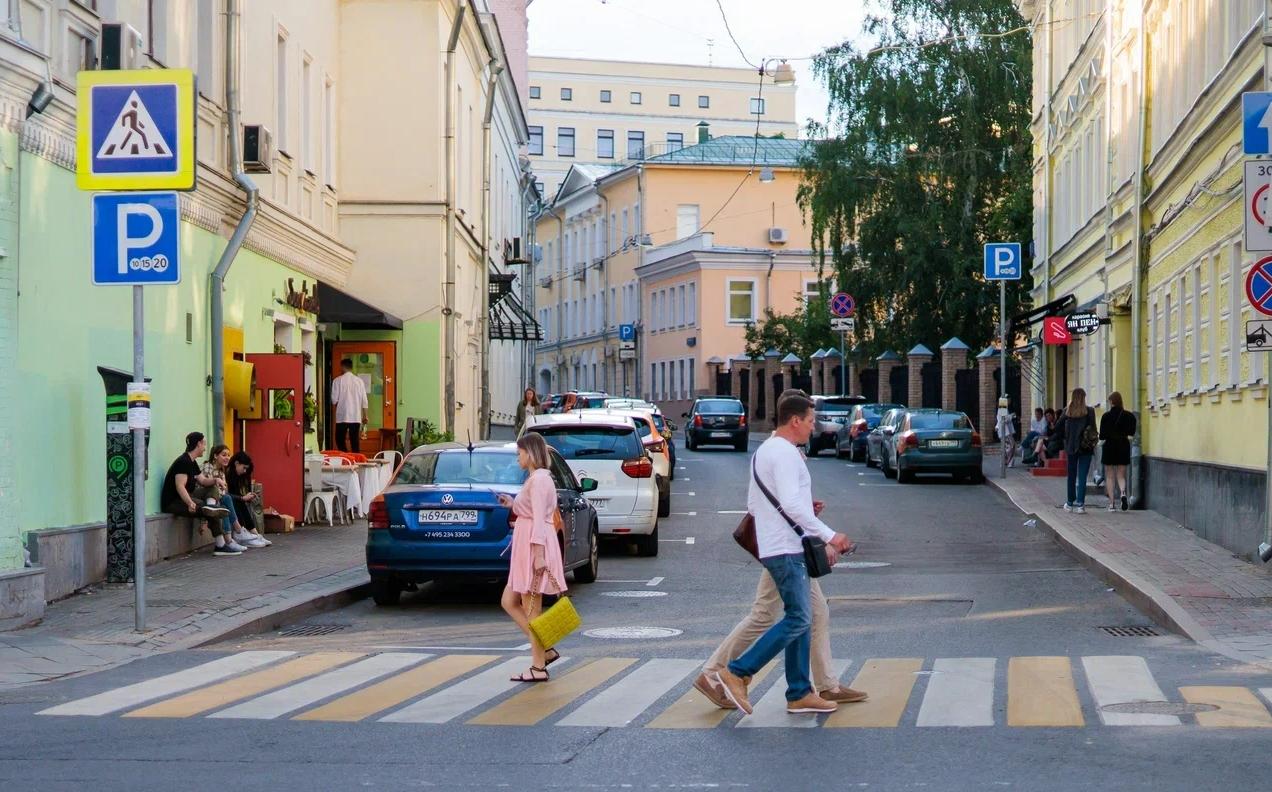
[523,413,661,556]
[866,408,906,469]
[807,395,867,456]
[600,400,678,477]
[880,408,983,483]
[560,391,609,411]
[837,403,904,462]
[683,397,748,451]
[579,408,672,518]
[365,442,599,606]
[539,394,563,414]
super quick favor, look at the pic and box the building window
[627,131,645,159]
[676,204,700,238]
[803,280,829,306]
[323,77,336,187]
[528,125,544,155]
[301,55,314,173]
[597,129,614,159]
[529,85,541,99]
[535,180,545,198]
[667,132,684,151]
[678,360,686,399]
[560,87,572,101]
[750,97,766,115]
[727,280,756,323]
[630,91,642,104]
[698,95,710,108]
[600,89,611,103]
[687,282,696,324]
[557,127,575,157]
[276,30,289,155]
[669,93,680,107]
[678,284,687,327]
[196,0,222,100]
[149,0,171,63]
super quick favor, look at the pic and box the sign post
[830,293,855,397]
[1245,256,1272,562]
[984,243,1022,480]
[78,68,194,630]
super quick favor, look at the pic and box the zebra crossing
[37,651,1272,730]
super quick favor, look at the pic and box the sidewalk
[0,522,367,690]
[985,456,1272,669]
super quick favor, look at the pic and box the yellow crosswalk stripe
[123,653,363,719]
[1007,657,1084,727]
[824,658,922,728]
[467,658,637,726]
[1181,686,1272,728]
[295,654,499,722]
[646,661,778,729]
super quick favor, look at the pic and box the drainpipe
[542,205,565,386]
[598,191,611,384]
[765,250,776,314]
[1040,0,1052,412]
[1127,9,1148,508]
[480,60,502,439]
[210,0,259,445]
[635,164,645,398]
[442,0,468,436]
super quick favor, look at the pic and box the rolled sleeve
[529,474,556,546]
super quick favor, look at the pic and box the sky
[526,0,872,131]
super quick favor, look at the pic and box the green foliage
[743,292,838,363]
[798,0,1034,358]
[411,419,454,448]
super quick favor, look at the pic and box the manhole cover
[1100,625,1160,637]
[601,591,669,598]
[279,623,350,637]
[834,561,892,569]
[1101,701,1218,715]
[584,626,682,639]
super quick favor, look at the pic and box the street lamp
[761,59,796,85]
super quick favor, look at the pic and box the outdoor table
[321,465,363,519]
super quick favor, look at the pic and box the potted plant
[303,388,318,433]
[272,390,295,420]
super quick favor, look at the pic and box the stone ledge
[0,566,45,631]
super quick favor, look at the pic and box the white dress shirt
[1030,416,1048,435]
[748,435,836,559]
[331,372,368,424]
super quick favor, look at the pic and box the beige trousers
[703,570,838,692]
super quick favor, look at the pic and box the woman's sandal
[545,648,561,667]
[510,666,549,683]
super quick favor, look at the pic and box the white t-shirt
[331,371,368,424]
[748,436,835,559]
[1030,416,1048,435]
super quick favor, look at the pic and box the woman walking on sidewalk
[496,432,567,683]
[1099,392,1136,512]
[514,387,539,435]
[1056,388,1097,514]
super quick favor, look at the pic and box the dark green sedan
[881,409,984,484]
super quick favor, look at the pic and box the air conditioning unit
[100,23,143,70]
[768,227,789,244]
[243,125,274,173]
[505,237,528,264]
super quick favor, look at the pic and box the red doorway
[244,353,305,519]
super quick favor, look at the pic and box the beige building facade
[526,56,799,200]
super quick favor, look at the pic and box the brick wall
[0,127,20,570]
[907,355,930,408]
[489,0,530,103]
[977,354,1000,437]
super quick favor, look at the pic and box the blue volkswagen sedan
[365,442,600,606]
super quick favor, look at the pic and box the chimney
[696,121,711,144]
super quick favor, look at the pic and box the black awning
[316,283,403,330]
[490,288,542,342]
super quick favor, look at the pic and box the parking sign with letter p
[983,243,1022,281]
[92,192,182,286]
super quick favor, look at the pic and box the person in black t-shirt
[161,432,241,556]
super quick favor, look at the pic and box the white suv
[580,408,672,518]
[523,413,661,556]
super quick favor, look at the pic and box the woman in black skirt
[1099,392,1136,512]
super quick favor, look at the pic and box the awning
[316,283,403,330]
[489,273,542,342]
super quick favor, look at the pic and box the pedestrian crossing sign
[76,68,196,191]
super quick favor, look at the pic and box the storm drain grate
[279,623,350,637]
[1099,625,1160,638]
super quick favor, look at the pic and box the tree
[798,0,1033,359]
[743,295,837,362]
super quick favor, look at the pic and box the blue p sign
[92,192,181,285]
[984,243,1022,281]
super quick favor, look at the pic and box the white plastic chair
[374,450,403,469]
[304,458,343,526]
[324,455,350,466]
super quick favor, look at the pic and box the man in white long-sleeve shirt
[331,358,369,453]
[713,394,855,715]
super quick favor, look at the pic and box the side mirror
[579,477,599,493]
[667,421,678,432]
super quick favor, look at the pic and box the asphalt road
[4,439,1272,791]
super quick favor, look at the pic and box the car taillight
[739,414,747,427]
[852,419,867,437]
[368,497,389,530]
[899,432,919,453]
[693,415,703,428]
[971,432,982,447]
[621,456,653,478]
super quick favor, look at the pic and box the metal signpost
[830,293,855,396]
[78,68,195,630]
[984,243,1022,480]
[1245,256,1272,562]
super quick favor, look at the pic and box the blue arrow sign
[1244,92,1272,156]
[92,192,181,286]
[983,243,1022,281]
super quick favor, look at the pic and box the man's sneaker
[213,542,242,556]
[692,673,736,710]
[234,531,268,549]
[712,668,753,715]
[1073,506,1086,515]
[225,540,249,552]
[1062,503,1072,512]
[786,692,838,714]
[819,686,869,703]
[250,532,273,546]
[201,503,230,518]
[1121,495,1129,512]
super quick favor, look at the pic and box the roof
[908,344,934,356]
[643,135,810,167]
[405,441,514,457]
[940,337,971,351]
[876,350,901,362]
[526,412,639,430]
[582,407,658,425]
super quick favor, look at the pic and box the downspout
[210,0,259,445]
[1128,8,1148,508]
[765,251,776,313]
[598,191,611,387]
[1040,0,1052,410]
[480,60,502,439]
[635,164,645,398]
[443,0,468,436]
[544,206,565,386]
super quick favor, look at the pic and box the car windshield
[908,412,972,430]
[627,418,654,438]
[395,451,526,486]
[578,396,607,409]
[650,415,666,431]
[532,426,643,460]
[697,399,743,414]
[816,400,856,414]
[863,404,901,420]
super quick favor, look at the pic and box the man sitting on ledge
[160,431,242,556]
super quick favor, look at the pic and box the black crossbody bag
[747,458,833,578]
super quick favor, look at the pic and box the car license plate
[418,509,478,524]
[928,439,959,448]
[589,498,609,510]
[711,431,731,438]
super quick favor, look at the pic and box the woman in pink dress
[497,432,568,682]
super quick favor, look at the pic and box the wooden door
[244,353,305,519]
[329,342,397,454]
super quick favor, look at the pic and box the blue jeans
[727,553,813,702]
[1066,454,1093,506]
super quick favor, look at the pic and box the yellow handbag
[525,571,581,649]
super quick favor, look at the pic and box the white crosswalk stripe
[916,658,996,727]
[558,658,700,727]
[210,653,429,720]
[380,656,547,724]
[1082,656,1181,727]
[738,659,851,728]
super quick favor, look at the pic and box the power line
[714,0,758,69]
